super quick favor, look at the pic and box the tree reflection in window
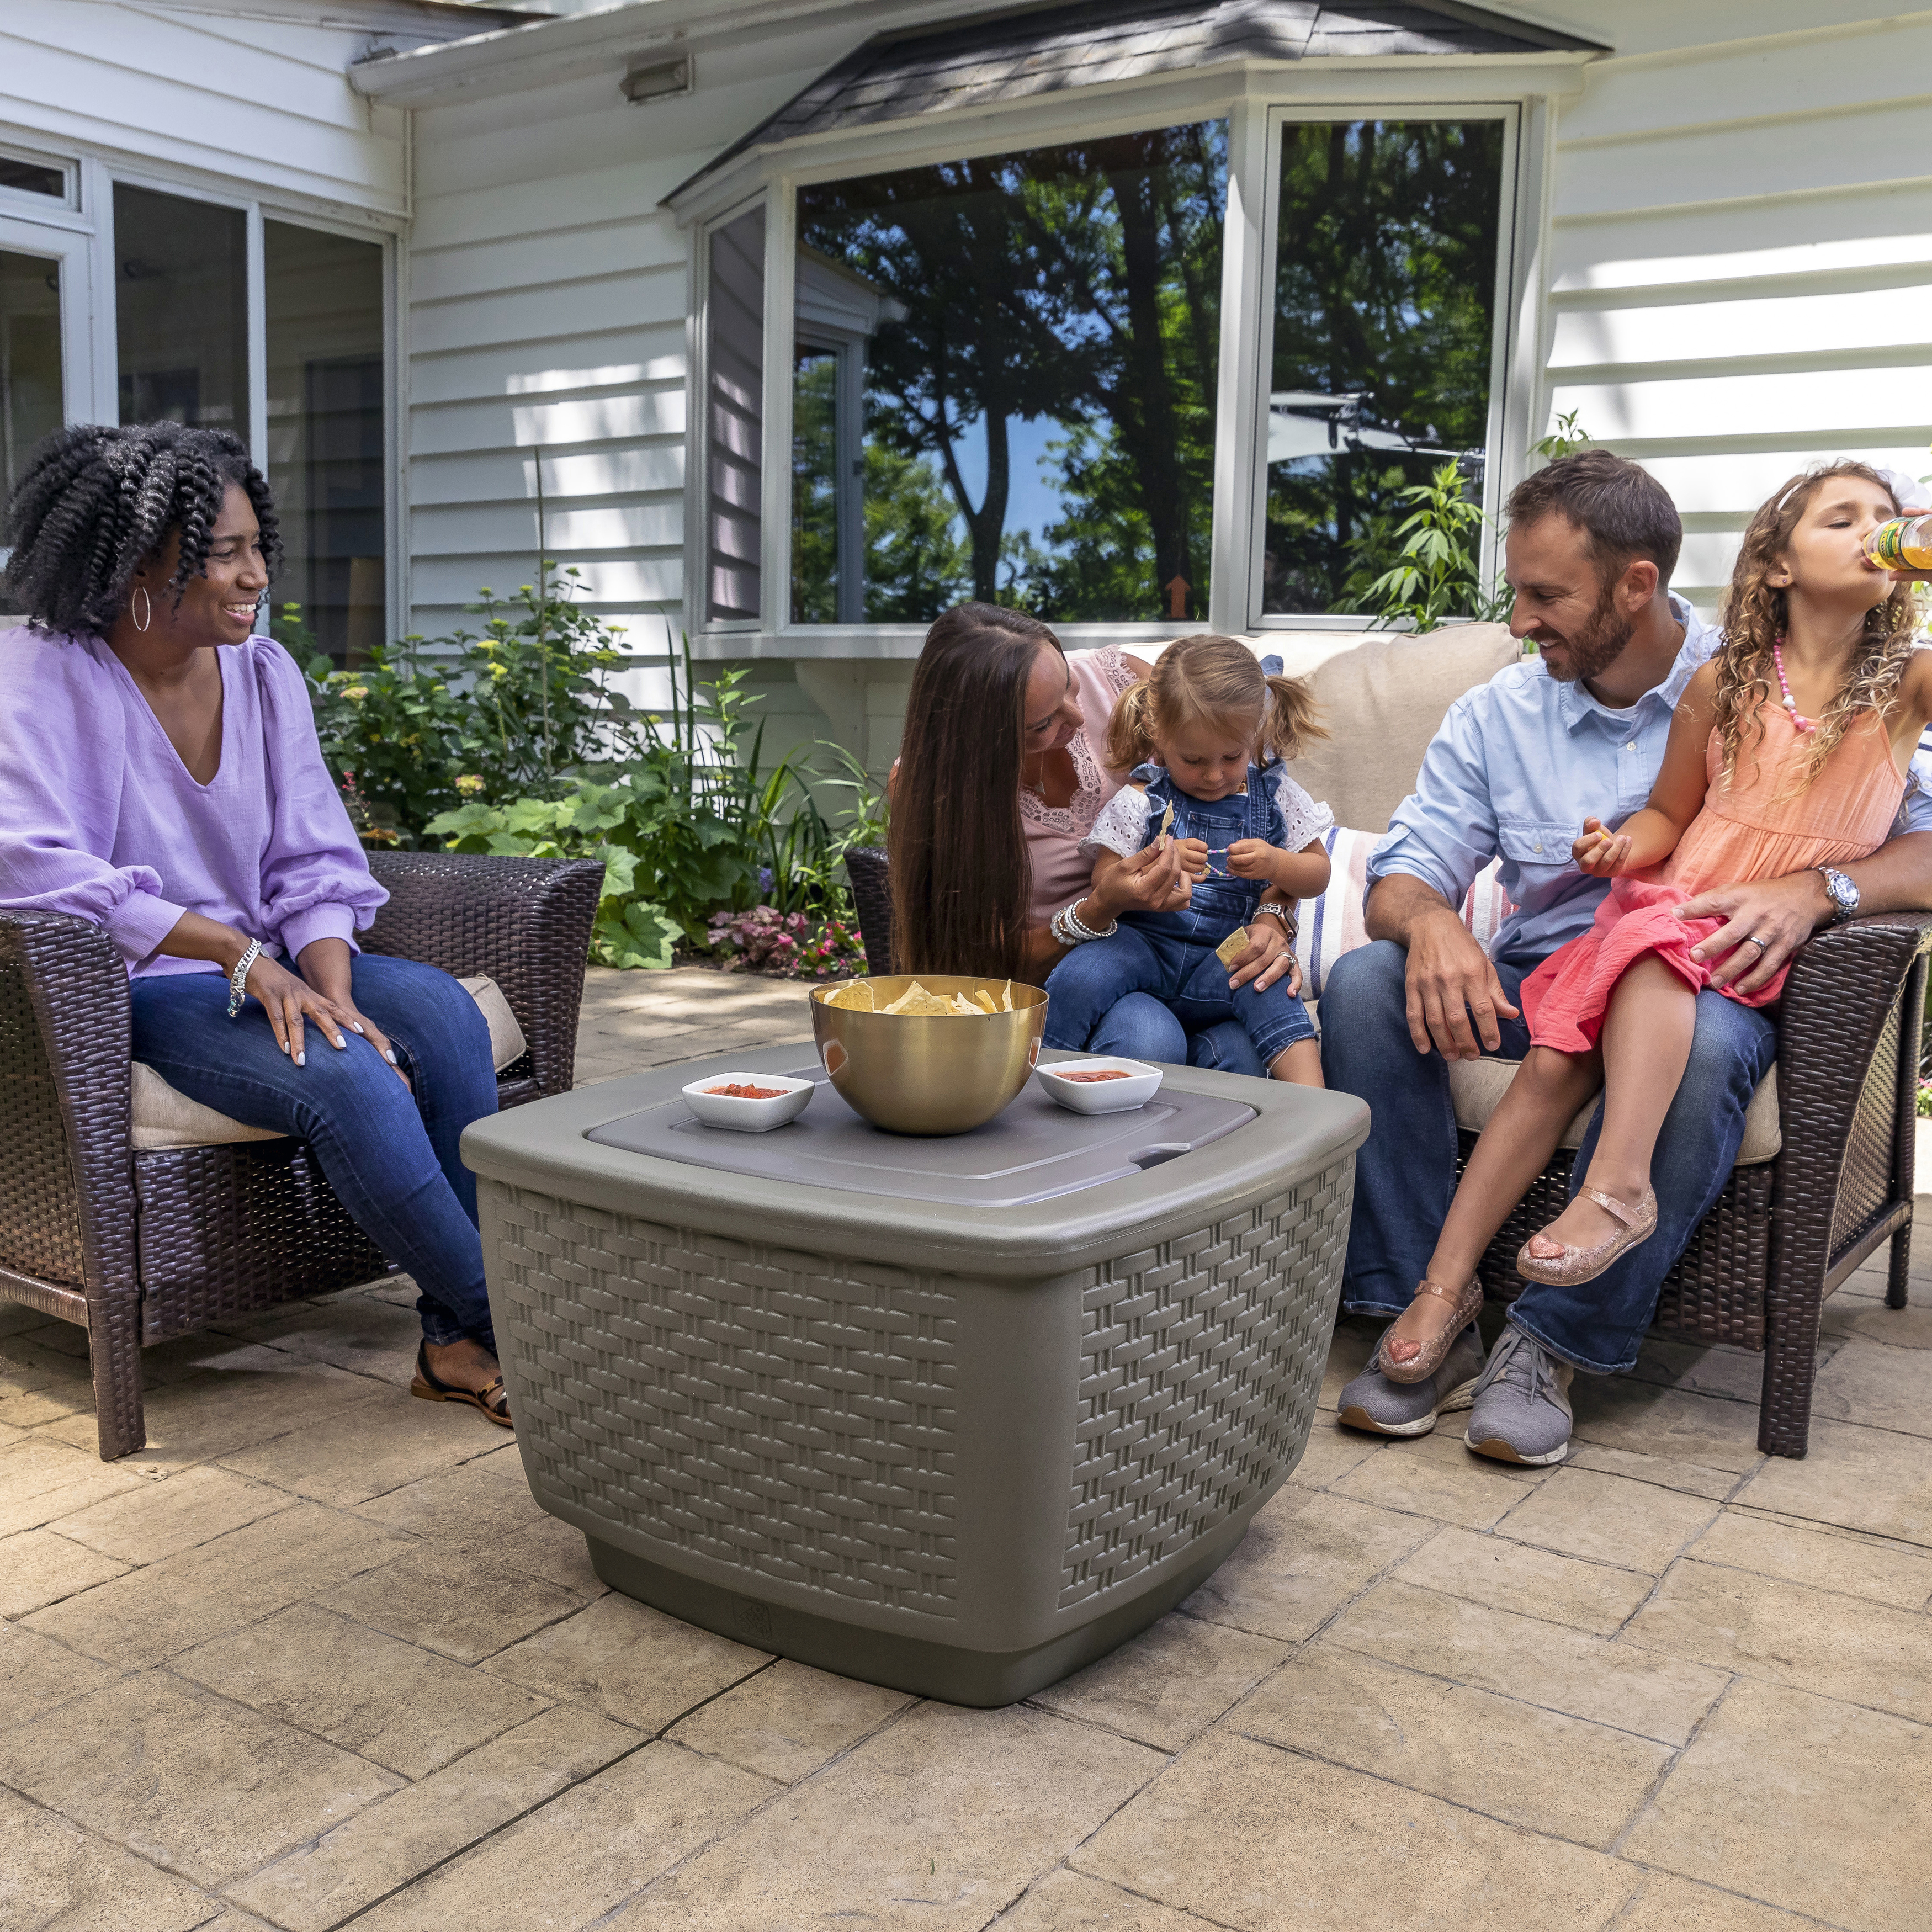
[1263,120,1504,617]
[794,123,1224,625]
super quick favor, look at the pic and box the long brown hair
[889,602,1063,980]
[1715,463,1920,790]
[1105,634,1325,772]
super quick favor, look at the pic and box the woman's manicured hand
[1573,816,1630,877]
[1223,916,1298,994]
[291,935,410,1086]
[1092,838,1191,920]
[241,950,362,1067]
[1227,838,1278,882]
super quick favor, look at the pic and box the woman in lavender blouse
[0,424,510,1427]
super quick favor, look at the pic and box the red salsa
[707,1082,789,1099]
[1059,1069,1133,1082]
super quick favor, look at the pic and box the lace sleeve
[1085,642,1138,696]
[1272,768,1336,853]
[1080,784,1153,861]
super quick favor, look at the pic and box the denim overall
[1043,756,1316,1069]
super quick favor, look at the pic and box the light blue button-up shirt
[1369,594,1932,969]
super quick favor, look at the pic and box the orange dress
[1521,702,1906,1053]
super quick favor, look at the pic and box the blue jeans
[1045,923,1315,1068]
[1092,996,1267,1075]
[130,953,500,1350]
[1317,938,1776,1373]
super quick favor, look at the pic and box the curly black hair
[2,422,280,637]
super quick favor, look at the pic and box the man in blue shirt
[1321,451,1932,1466]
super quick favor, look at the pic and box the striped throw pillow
[1294,827,1514,998]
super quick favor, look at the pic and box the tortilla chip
[972,988,999,1015]
[947,993,980,1016]
[1214,926,1251,970]
[1001,980,1014,1012]
[825,980,874,1011]
[1157,799,1175,842]
[882,982,958,1017]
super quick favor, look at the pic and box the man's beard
[1539,580,1635,685]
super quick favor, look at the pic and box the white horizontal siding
[1537,1,1932,608]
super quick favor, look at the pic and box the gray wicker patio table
[461,1043,1367,1706]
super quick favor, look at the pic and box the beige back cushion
[130,973,528,1152]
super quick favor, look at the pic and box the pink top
[0,629,387,976]
[1021,644,1139,923]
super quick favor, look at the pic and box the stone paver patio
[3,965,1930,1930]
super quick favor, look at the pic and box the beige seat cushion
[1446,1055,1782,1167]
[130,974,528,1152]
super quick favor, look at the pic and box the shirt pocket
[1495,819,1576,895]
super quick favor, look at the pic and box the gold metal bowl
[809,975,1049,1136]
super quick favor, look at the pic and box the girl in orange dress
[1379,461,1932,1382]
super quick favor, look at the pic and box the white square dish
[680,1071,816,1132]
[1034,1056,1164,1114]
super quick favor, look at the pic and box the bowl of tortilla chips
[809,974,1048,1135]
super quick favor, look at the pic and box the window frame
[672,60,1573,657]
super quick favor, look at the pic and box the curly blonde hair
[1715,462,1920,792]
[1106,634,1325,773]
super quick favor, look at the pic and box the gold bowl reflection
[809,975,1048,1136]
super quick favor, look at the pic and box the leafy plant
[1532,409,1593,462]
[1340,459,1495,634]
[706,905,867,979]
[752,743,889,920]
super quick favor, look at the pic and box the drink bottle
[1865,515,1932,570]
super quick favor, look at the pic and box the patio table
[460,1043,1367,1706]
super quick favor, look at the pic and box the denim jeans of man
[129,952,500,1350]
[1318,938,1776,1373]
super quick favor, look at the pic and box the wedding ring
[1746,934,1770,951]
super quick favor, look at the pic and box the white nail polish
[295,1050,305,1066]
[385,1049,397,1064]
[351,1022,365,1033]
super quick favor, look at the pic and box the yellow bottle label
[1867,518,1932,570]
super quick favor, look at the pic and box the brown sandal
[411,1342,513,1429]
[1377,1277,1484,1385]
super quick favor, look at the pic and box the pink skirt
[1520,876,1782,1055]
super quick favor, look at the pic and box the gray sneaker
[1464,1326,1574,1466]
[1337,1322,1485,1438]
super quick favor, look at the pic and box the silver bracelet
[1052,898,1118,946]
[1253,902,1298,940]
[227,938,262,1020]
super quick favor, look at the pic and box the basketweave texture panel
[1059,1161,1353,1609]
[1830,1001,1900,1256]
[0,952,89,1289]
[492,1186,960,1617]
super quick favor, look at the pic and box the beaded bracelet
[1050,898,1118,947]
[227,938,262,1020]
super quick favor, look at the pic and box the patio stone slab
[0,1329,99,1431]
[997,1867,1227,1929]
[1393,1525,1655,1634]
[1623,1678,1932,1932]
[499,1514,612,1597]
[1568,1379,1767,1475]
[1616,1873,1820,1932]
[315,1540,585,1665]
[0,1620,119,1731]
[1332,1425,1548,1530]
[0,1436,146,1538]
[1494,1467,1720,1575]
[353,1461,550,1542]
[1623,1557,1932,1724]
[1820,1296,1932,1349]
[613,1703,1162,1932]
[665,1657,911,1784]
[0,1784,214,1932]
[219,1381,512,1507]
[480,1591,770,1729]
[1324,1579,1726,1745]
[352,1740,774,1932]
[1564,1440,1744,1503]
[0,1528,128,1616]
[1232,1642,1673,1848]
[217,1288,426,1386]
[0,1670,400,1889]
[174,1604,549,1778]
[1687,1506,1932,1610]
[46,1463,294,1565]
[1029,1610,1289,1750]
[1731,1417,1932,1547]
[1630,1336,1815,1405]
[1180,1484,1433,1643]
[22,1501,411,1669]
[1283,1420,1382,1489]
[229,1703,637,1932]
[1808,1336,1932,1437]
[1076,1729,1638,1931]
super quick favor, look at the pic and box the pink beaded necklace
[1771,638,1817,733]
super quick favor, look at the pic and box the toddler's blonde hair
[1106,634,1325,773]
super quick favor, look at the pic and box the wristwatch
[1816,865,1860,926]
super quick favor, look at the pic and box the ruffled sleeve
[1271,767,1335,854]
[0,633,187,964]
[1080,783,1153,860]
[252,640,388,958]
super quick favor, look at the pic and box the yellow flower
[455,774,485,796]
[341,684,370,702]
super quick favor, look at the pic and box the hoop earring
[131,587,151,633]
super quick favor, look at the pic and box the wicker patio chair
[844,847,1930,1458]
[0,852,604,1461]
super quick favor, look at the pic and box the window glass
[1261,120,1503,617]
[705,205,765,623]
[114,185,247,432]
[794,122,1225,625]
[1,249,63,501]
[265,220,385,665]
[0,155,66,201]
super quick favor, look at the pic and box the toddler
[1043,635,1332,1083]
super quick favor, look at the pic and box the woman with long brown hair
[888,602,1300,1069]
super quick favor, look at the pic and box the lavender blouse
[0,629,387,976]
